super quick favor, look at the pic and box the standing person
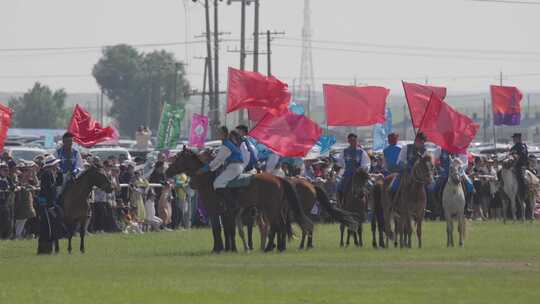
[197,126,244,210]
[173,173,190,229]
[148,161,166,215]
[0,162,13,239]
[36,155,61,254]
[13,162,37,239]
[336,133,371,204]
[55,132,83,197]
[509,133,529,202]
[236,125,259,173]
[135,125,152,151]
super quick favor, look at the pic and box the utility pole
[527,94,531,120]
[253,0,260,72]
[202,0,215,139]
[239,0,247,125]
[201,57,209,115]
[266,30,272,76]
[483,98,487,142]
[100,88,104,125]
[213,0,220,138]
[146,71,153,128]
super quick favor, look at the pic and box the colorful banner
[188,113,209,148]
[156,103,185,150]
[490,85,523,126]
[0,104,13,151]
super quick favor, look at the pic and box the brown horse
[61,166,113,254]
[268,177,361,249]
[395,155,435,248]
[340,169,369,247]
[166,148,313,252]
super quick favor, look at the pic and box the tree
[8,82,67,128]
[92,44,190,136]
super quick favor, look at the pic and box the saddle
[226,174,254,189]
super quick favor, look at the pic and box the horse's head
[449,158,463,185]
[351,168,370,199]
[85,165,113,193]
[166,146,204,178]
[412,154,435,184]
[502,157,515,169]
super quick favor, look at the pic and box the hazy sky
[1,0,540,96]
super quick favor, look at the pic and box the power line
[468,0,540,5]
[280,37,540,57]
[273,43,540,63]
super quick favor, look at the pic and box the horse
[395,154,435,249]
[442,158,466,247]
[166,148,314,253]
[370,175,386,248]
[60,165,113,254]
[524,170,540,221]
[284,177,360,249]
[339,169,369,247]
[500,158,522,223]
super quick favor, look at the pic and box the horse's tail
[279,177,314,234]
[314,185,359,231]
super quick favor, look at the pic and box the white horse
[501,158,521,223]
[524,170,540,221]
[442,158,466,247]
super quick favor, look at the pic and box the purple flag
[189,113,209,148]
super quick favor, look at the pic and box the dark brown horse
[370,175,386,248]
[268,177,361,249]
[395,155,435,248]
[166,148,313,252]
[340,169,369,247]
[61,166,113,253]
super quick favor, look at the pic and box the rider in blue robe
[337,133,371,203]
[382,133,401,176]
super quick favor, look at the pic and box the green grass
[1,221,540,304]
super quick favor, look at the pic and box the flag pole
[418,92,435,133]
[401,81,417,139]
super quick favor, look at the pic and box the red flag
[68,104,118,148]
[403,81,447,128]
[248,108,267,124]
[227,67,290,115]
[323,84,389,126]
[0,104,12,151]
[490,85,523,126]
[249,111,322,157]
[419,94,479,154]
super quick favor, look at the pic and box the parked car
[89,147,132,162]
[4,146,47,161]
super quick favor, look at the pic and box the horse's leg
[371,217,377,248]
[446,216,451,247]
[510,197,517,222]
[80,219,86,254]
[247,218,254,251]
[307,232,314,249]
[519,196,526,222]
[235,208,249,252]
[257,216,267,251]
[416,219,423,249]
[210,215,224,253]
[264,227,276,252]
[299,231,306,250]
[54,238,59,254]
[502,198,508,224]
[339,224,345,247]
[357,224,363,247]
[458,216,465,247]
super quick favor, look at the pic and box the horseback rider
[382,132,401,176]
[509,133,529,200]
[55,132,83,198]
[235,125,259,173]
[389,132,428,194]
[336,133,371,204]
[265,151,285,177]
[197,126,245,210]
[433,147,474,196]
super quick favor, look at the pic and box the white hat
[122,160,136,167]
[43,155,61,168]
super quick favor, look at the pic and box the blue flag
[316,135,336,155]
[372,108,393,152]
[289,102,305,115]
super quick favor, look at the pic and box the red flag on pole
[227,67,290,115]
[323,84,389,126]
[0,104,13,151]
[68,104,118,148]
[249,111,322,157]
[490,85,523,126]
[419,94,479,154]
[403,81,447,128]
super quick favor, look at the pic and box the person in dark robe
[36,155,61,255]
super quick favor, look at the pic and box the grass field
[1,221,540,304]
